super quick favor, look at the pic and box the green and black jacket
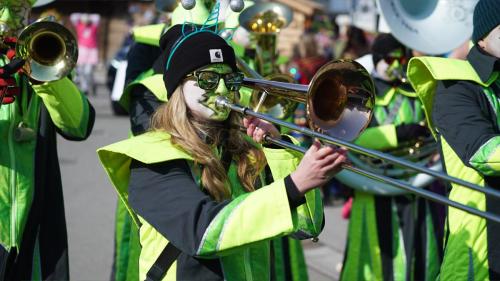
[0,56,94,280]
[408,45,499,280]
[355,79,423,151]
[340,77,442,281]
[98,131,324,280]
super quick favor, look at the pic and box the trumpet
[16,16,78,82]
[217,59,500,223]
[0,16,77,110]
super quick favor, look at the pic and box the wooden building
[274,0,325,58]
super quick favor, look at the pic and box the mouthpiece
[215,96,230,110]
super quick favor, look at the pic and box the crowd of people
[0,0,499,280]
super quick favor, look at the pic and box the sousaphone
[376,0,478,55]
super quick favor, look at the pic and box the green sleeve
[196,179,295,257]
[354,124,398,150]
[32,77,91,138]
[469,136,500,176]
[263,137,324,238]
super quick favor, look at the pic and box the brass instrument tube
[265,135,500,224]
[215,96,500,201]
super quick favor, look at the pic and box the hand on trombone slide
[243,116,280,143]
[242,115,347,195]
[291,141,347,195]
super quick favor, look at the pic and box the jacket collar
[467,45,499,83]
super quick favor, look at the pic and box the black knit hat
[472,0,500,43]
[159,24,237,97]
[371,33,406,66]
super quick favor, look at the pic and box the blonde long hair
[151,86,266,201]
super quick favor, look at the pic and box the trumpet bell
[16,17,78,82]
[308,60,375,142]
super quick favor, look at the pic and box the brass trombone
[217,59,500,223]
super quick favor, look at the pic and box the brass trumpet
[16,16,78,82]
[216,59,500,223]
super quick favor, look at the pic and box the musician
[110,17,165,281]
[407,0,500,279]
[116,3,312,281]
[0,0,95,280]
[341,33,443,281]
[98,25,345,281]
[110,3,211,280]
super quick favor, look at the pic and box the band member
[98,25,346,281]
[0,0,95,280]
[110,3,211,280]
[408,0,500,279]
[341,34,443,281]
[115,2,311,280]
[110,13,166,281]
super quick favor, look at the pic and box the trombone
[216,59,500,224]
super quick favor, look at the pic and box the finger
[253,126,264,143]
[337,147,348,154]
[247,123,256,137]
[249,118,262,128]
[314,145,335,160]
[321,154,345,175]
[333,151,347,168]
[1,96,15,104]
[318,152,340,167]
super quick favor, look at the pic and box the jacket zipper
[8,104,17,246]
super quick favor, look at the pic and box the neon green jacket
[0,55,94,279]
[408,55,499,280]
[98,131,324,280]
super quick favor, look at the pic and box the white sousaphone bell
[376,0,479,55]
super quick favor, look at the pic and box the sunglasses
[187,71,245,91]
[384,56,408,65]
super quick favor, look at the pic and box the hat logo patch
[209,49,224,63]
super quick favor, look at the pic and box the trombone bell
[308,60,375,141]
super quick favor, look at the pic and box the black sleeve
[285,175,306,208]
[129,86,163,135]
[128,159,231,255]
[432,81,499,166]
[125,43,161,84]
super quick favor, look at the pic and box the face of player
[182,64,238,121]
[376,48,407,82]
[479,25,500,59]
[0,0,31,38]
